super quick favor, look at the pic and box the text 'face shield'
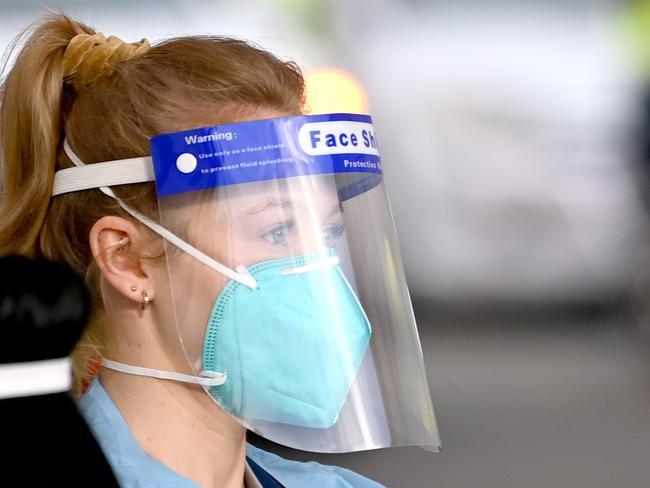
[151,113,440,453]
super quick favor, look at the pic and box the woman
[0,13,439,488]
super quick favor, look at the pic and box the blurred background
[3,0,650,486]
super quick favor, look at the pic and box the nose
[291,213,329,256]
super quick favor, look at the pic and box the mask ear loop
[101,359,226,386]
[62,140,237,384]
[63,139,258,290]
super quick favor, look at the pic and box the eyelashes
[323,222,345,242]
[260,219,296,246]
[259,220,345,247]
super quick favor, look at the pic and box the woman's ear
[89,216,155,304]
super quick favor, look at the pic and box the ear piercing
[107,236,130,251]
[133,286,153,311]
[140,290,154,311]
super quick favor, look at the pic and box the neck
[100,363,247,488]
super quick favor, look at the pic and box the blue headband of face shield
[52,113,382,429]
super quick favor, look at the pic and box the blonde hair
[0,14,305,393]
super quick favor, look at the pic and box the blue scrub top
[79,378,384,488]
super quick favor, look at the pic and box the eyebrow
[242,199,293,216]
[242,199,342,218]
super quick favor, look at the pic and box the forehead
[216,174,339,208]
[163,174,339,216]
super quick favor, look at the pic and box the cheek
[166,252,230,366]
[231,239,282,267]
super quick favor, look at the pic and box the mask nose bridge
[280,254,340,276]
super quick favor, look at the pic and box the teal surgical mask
[204,249,372,428]
[102,249,372,429]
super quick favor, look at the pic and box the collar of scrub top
[52,139,258,290]
[247,457,285,488]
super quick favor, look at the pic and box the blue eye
[261,220,295,246]
[323,223,345,242]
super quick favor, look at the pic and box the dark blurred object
[0,255,118,487]
[635,87,650,212]
[629,87,650,333]
[0,255,91,362]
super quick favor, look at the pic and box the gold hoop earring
[140,291,153,311]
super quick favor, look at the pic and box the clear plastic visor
[158,170,440,452]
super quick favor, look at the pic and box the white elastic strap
[102,359,226,387]
[52,155,155,196]
[61,140,257,289]
[281,255,340,276]
[0,357,72,400]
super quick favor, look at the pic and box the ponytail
[0,15,90,255]
[0,13,305,393]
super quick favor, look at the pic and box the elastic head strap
[56,140,257,289]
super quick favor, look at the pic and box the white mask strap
[101,359,226,387]
[60,140,257,289]
[280,255,340,276]
[0,357,72,399]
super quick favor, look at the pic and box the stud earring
[130,285,138,292]
[140,290,153,311]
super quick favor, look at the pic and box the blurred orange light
[305,67,369,114]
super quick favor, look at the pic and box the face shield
[52,113,440,453]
